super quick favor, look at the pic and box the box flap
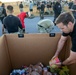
[0,35,12,75]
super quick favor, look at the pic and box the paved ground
[0,16,61,36]
[25,16,61,33]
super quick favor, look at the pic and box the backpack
[0,6,3,16]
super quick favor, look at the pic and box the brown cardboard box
[0,33,76,75]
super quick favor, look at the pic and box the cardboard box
[0,33,76,75]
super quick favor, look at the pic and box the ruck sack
[0,6,3,16]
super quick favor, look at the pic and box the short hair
[7,5,13,12]
[55,12,75,26]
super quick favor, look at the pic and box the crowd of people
[0,3,29,34]
[0,0,76,34]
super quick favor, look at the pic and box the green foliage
[59,66,69,75]
[49,66,69,75]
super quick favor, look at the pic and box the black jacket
[53,2,62,15]
[2,8,7,17]
[40,3,45,11]
[0,7,7,17]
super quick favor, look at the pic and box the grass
[4,2,70,16]
[4,2,40,16]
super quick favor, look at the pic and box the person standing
[37,1,41,13]
[0,3,7,24]
[29,1,33,16]
[19,2,23,12]
[70,0,76,19]
[2,5,22,34]
[40,2,45,19]
[53,0,62,25]
[68,0,73,9]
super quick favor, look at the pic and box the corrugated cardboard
[0,35,11,75]
[0,33,75,75]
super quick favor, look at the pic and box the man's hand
[49,59,55,66]
[49,57,60,67]
[51,54,58,60]
[55,62,62,67]
[49,60,62,68]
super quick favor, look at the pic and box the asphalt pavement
[0,16,61,36]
